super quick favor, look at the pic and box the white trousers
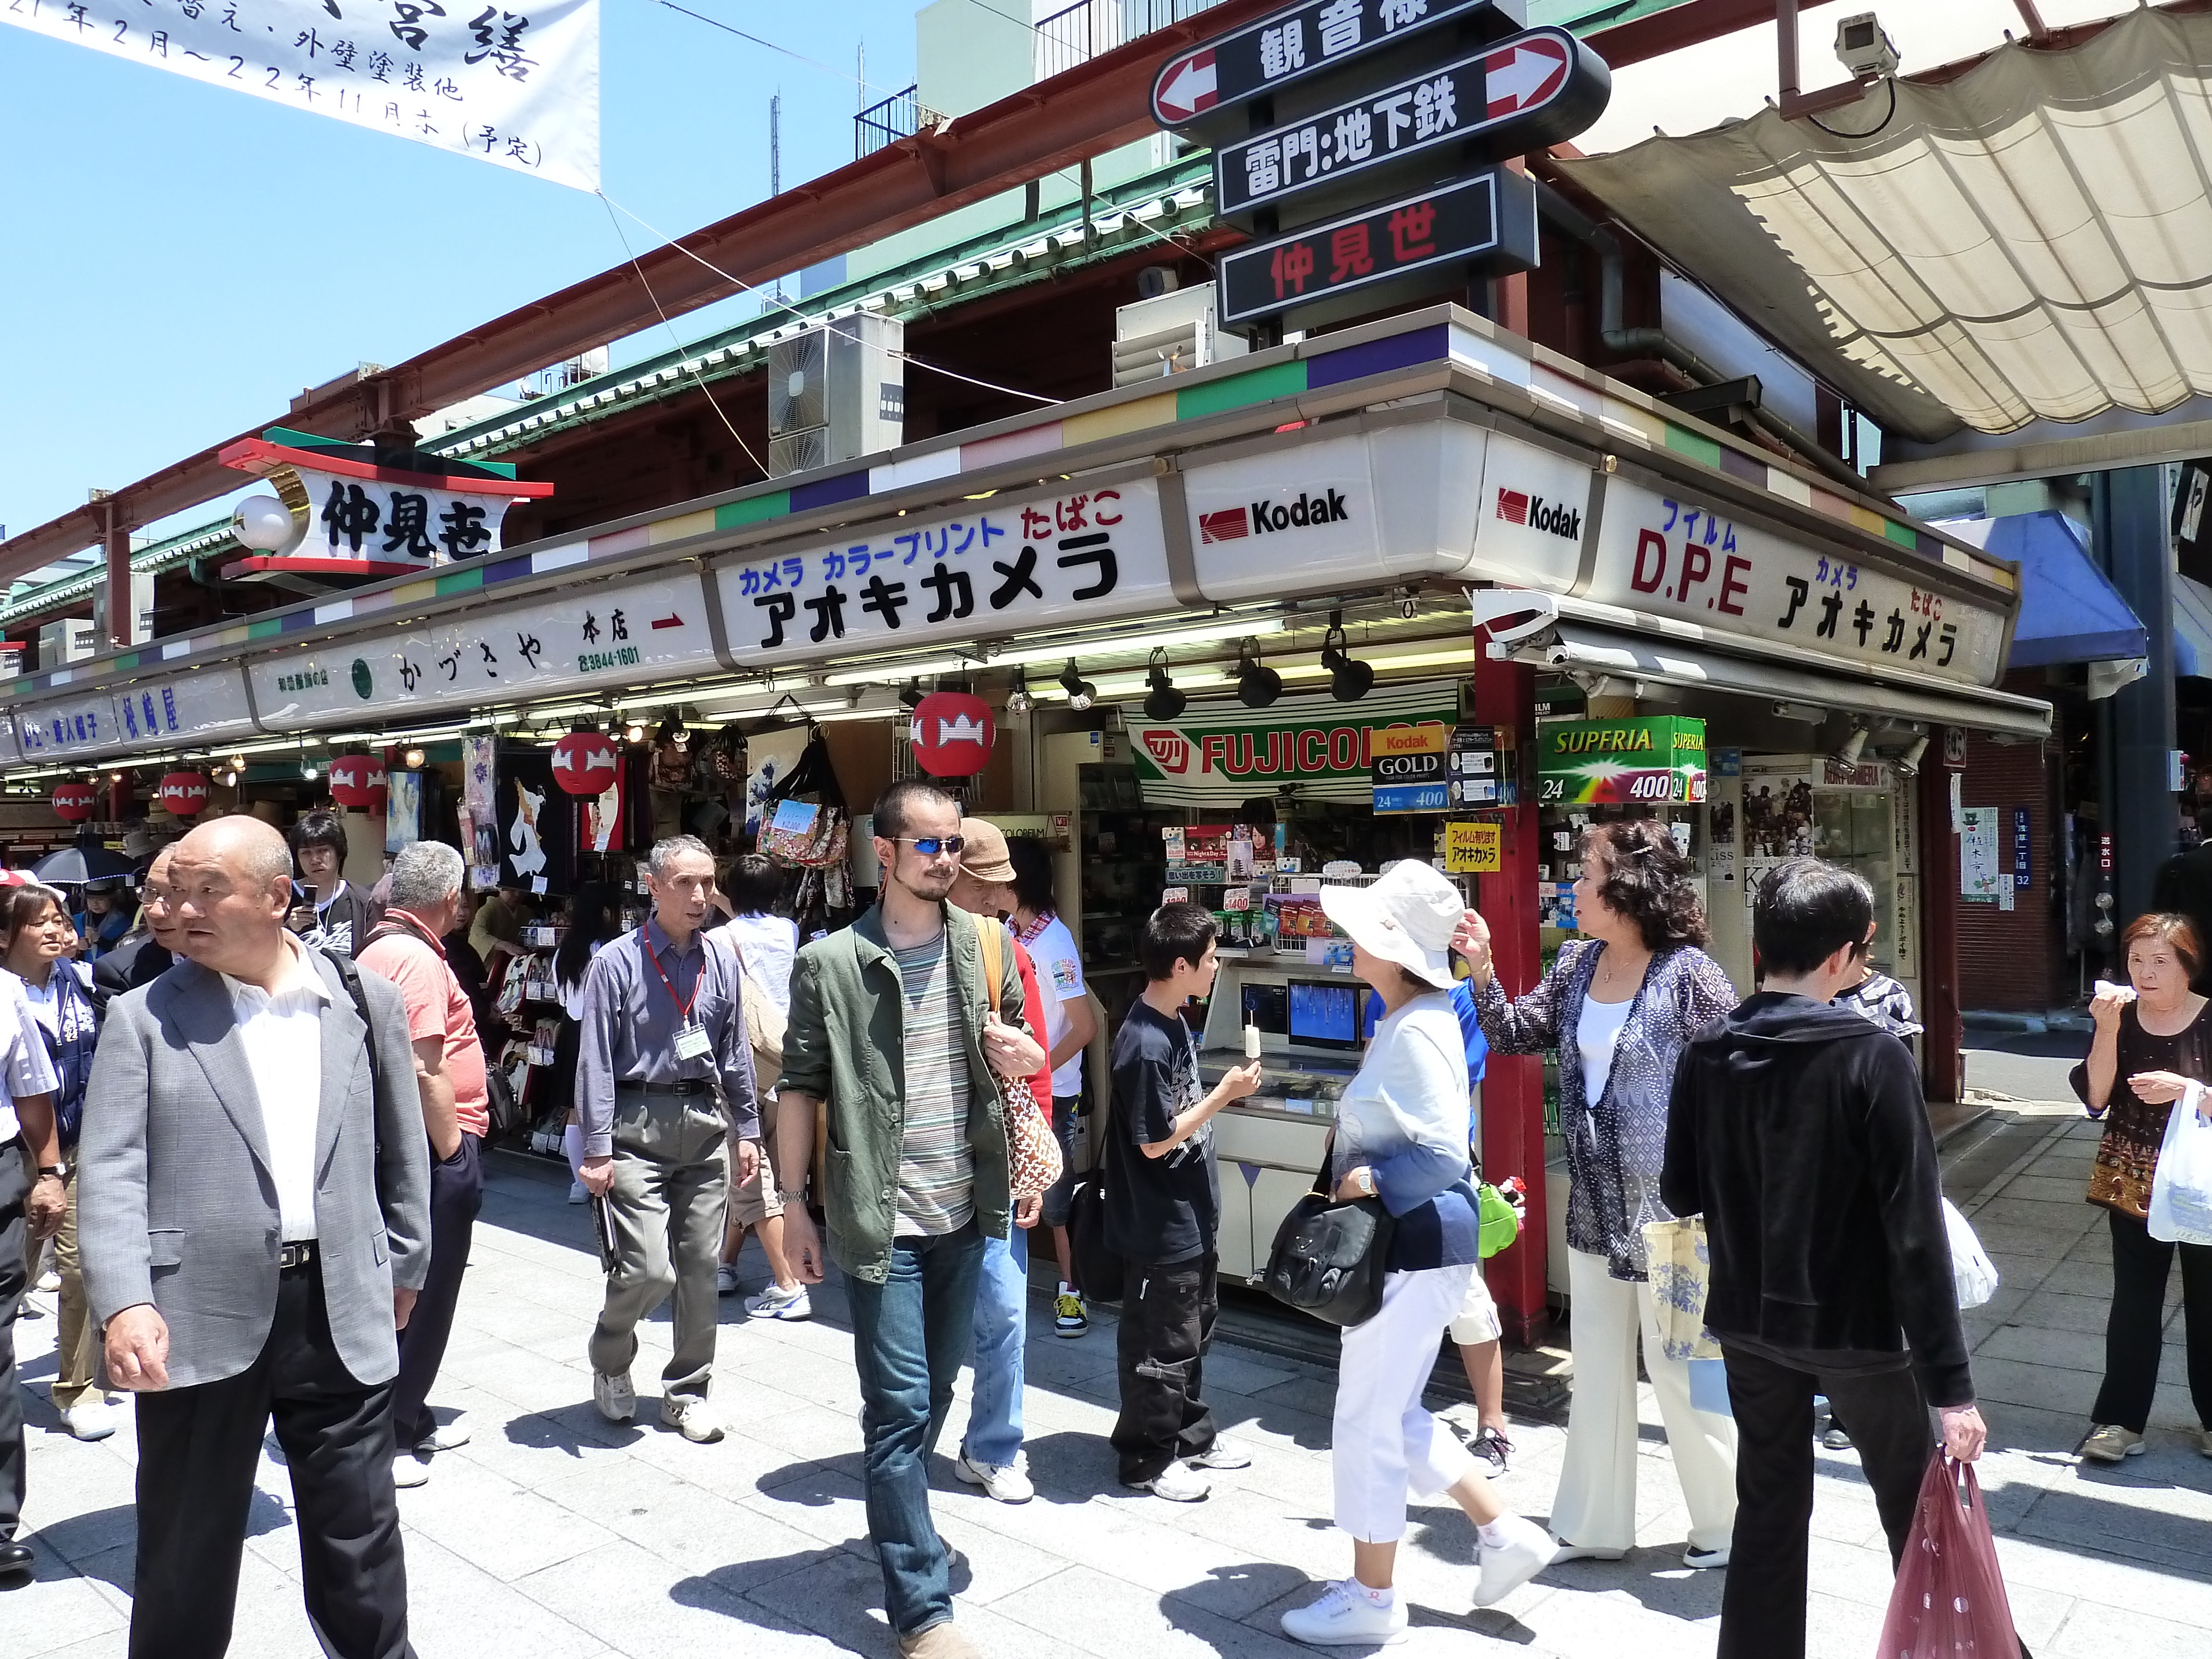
[1552,1247,1738,1554]
[1333,1264,1481,1543]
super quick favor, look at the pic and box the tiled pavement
[4,1070,2207,1657]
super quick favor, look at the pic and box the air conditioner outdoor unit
[38,618,97,667]
[1112,282,1247,388]
[766,314,906,477]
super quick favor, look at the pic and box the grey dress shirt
[576,917,759,1156]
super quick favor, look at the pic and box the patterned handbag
[973,910,1062,1203]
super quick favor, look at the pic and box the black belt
[616,1079,709,1097]
[278,1240,317,1271]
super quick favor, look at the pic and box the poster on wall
[1740,771,1817,858]
[1126,681,1462,807]
[743,727,813,838]
[384,773,423,853]
[582,773,625,854]
[495,750,574,894]
[1959,807,2011,909]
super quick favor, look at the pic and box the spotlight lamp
[1320,612,1374,702]
[1830,723,1870,768]
[1234,639,1282,709]
[402,746,427,769]
[900,679,926,709]
[1058,659,1096,711]
[1004,668,1032,717]
[1894,734,1929,778]
[1143,649,1187,721]
[623,722,647,745]
[656,708,689,746]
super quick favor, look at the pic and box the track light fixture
[402,747,427,770]
[1004,668,1032,717]
[1058,659,1096,711]
[899,679,926,709]
[1143,649,1187,721]
[1234,639,1282,709]
[656,708,688,745]
[1894,734,1929,778]
[1321,611,1373,702]
[623,722,647,745]
[1830,723,1869,768]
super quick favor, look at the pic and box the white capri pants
[1332,1264,1480,1543]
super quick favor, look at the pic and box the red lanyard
[644,938,700,1023]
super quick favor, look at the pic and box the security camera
[1835,13,1900,78]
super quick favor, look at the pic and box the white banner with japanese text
[0,0,598,191]
[714,477,1174,670]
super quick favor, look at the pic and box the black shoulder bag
[1261,1136,1395,1327]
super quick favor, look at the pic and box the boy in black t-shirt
[1105,904,1262,1502]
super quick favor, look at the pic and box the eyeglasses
[896,836,967,857]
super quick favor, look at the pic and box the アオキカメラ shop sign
[1537,715,1707,805]
[1128,681,1462,807]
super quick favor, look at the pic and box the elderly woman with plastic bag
[2072,911,2212,1463]
[1462,817,1739,1567]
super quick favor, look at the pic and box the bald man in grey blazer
[80,815,429,1659]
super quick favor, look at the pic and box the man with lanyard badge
[576,834,760,1443]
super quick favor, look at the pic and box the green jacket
[777,901,1024,1284]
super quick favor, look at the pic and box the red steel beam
[0,0,1282,587]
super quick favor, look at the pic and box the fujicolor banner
[1537,715,1707,805]
[1126,681,1461,806]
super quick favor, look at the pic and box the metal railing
[1035,0,1212,82]
[855,85,925,158]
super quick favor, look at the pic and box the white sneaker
[744,1281,812,1321]
[1185,1437,1251,1471]
[1474,1515,1554,1608]
[1279,1580,1408,1646]
[661,1394,725,1443]
[392,1454,430,1489]
[567,1180,588,1204]
[1548,1540,1626,1563]
[954,1449,1035,1503]
[593,1370,635,1423]
[34,1269,60,1294]
[1126,1461,1211,1503]
[414,1420,472,1454]
[1683,1544,1730,1570]
[61,1399,117,1442]
[716,1263,743,1297]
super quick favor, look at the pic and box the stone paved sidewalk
[3,1089,2206,1658]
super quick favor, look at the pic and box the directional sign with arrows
[1214,25,1607,226]
[1152,0,1526,139]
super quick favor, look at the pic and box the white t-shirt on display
[1577,992,1634,1114]
[1018,911,1087,1099]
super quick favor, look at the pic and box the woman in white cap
[1280,860,1552,1645]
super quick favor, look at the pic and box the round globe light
[232,494,300,552]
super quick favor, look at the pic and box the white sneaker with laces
[61,1399,117,1442]
[593,1370,635,1423]
[1184,1437,1252,1471]
[392,1454,429,1489]
[1475,1515,1554,1607]
[414,1420,472,1454]
[1127,1460,1211,1503]
[662,1394,725,1443]
[1279,1580,1408,1646]
[1683,1544,1730,1569]
[744,1281,812,1321]
[715,1263,743,1297]
[953,1449,1035,1503]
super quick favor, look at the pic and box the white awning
[1556,8,2212,442]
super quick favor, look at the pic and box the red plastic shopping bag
[1876,1455,2026,1657]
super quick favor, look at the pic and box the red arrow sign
[650,613,684,630]
[1153,46,1217,123]
[1484,35,1569,117]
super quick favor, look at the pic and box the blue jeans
[845,1222,987,1636]
[962,1224,1028,1469]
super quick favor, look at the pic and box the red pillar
[1919,735,1964,1102]
[1472,628,1550,1344]
[102,502,132,651]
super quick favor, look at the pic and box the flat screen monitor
[1241,982,1288,1035]
[1287,980,1360,1050]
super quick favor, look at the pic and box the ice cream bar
[1244,1023,1262,1060]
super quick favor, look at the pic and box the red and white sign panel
[552,732,622,796]
[909,692,996,779]
[52,783,96,822]
[159,772,212,817]
[328,755,389,810]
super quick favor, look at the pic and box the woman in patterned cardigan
[1463,818,1741,1568]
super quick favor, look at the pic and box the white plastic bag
[2147,1082,2212,1246]
[1942,1199,2000,1310]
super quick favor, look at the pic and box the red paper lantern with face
[909,691,996,779]
[51,782,96,822]
[158,771,212,817]
[552,731,622,796]
[327,754,388,810]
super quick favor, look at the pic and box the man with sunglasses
[775,780,1046,1659]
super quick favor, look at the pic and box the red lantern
[158,771,212,817]
[552,731,620,795]
[327,754,388,810]
[51,782,96,822]
[909,691,996,779]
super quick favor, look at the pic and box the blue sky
[0,0,927,549]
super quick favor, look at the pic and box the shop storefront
[0,305,2050,1335]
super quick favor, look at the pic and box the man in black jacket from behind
[1662,858,1986,1659]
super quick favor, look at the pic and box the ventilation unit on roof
[1112,281,1246,389]
[765,314,905,478]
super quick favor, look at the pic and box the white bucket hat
[1316,859,1464,990]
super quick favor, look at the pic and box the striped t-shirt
[893,932,974,1237]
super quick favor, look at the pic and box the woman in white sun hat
[1279,860,1553,1646]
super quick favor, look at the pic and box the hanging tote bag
[973,911,1063,1203]
[1943,1198,2002,1309]
[2147,1081,2212,1246]
[1641,1216,1724,1362]
[1876,1456,2029,1658]
[1262,1140,1395,1328]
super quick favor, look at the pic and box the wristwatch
[35,1163,65,1182]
